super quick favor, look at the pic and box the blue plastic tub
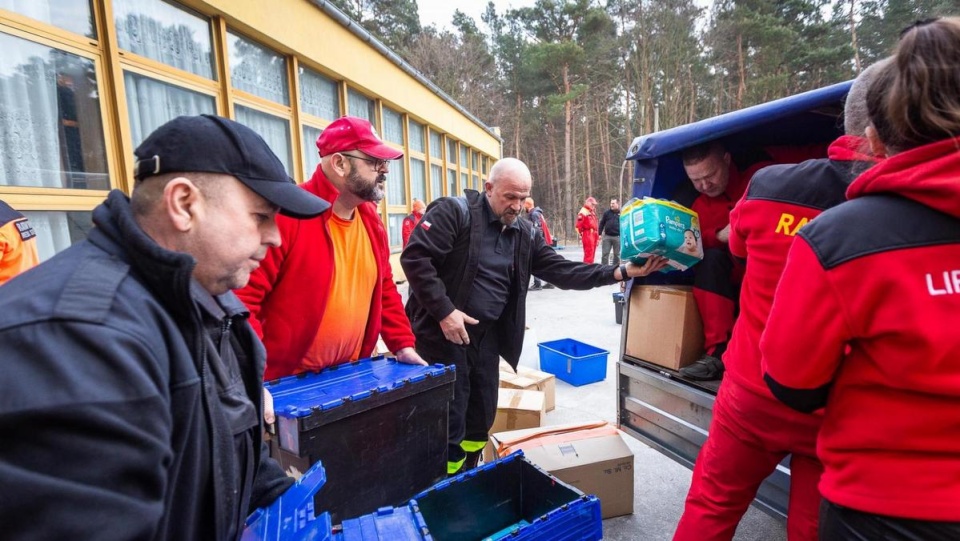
[267,357,455,523]
[336,452,602,541]
[538,338,609,386]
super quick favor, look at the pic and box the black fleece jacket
[0,190,291,540]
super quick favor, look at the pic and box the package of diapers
[619,197,703,272]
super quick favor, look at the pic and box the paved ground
[523,245,786,541]
[398,244,787,540]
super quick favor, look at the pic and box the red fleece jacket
[237,167,415,380]
[761,136,960,520]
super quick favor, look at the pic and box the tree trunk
[584,107,593,198]
[737,32,746,109]
[563,63,573,243]
[514,93,523,157]
[849,0,861,72]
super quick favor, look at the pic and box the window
[228,32,289,105]
[387,213,404,247]
[0,32,108,190]
[408,119,424,153]
[302,125,322,179]
[22,210,93,262]
[410,158,426,203]
[382,107,403,145]
[473,174,480,190]
[447,168,456,195]
[430,163,442,200]
[124,72,215,147]
[299,67,339,120]
[461,172,468,191]
[447,139,457,164]
[1,0,95,38]
[460,146,468,168]
[235,105,292,175]
[347,88,375,123]
[473,151,479,171]
[482,157,488,175]
[114,0,214,79]
[387,159,405,205]
[429,130,442,159]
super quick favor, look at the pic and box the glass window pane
[228,32,289,105]
[461,172,468,191]
[429,129,441,159]
[0,33,108,190]
[408,119,424,153]
[1,0,95,38]
[299,67,339,120]
[21,210,93,262]
[382,107,403,145]
[430,163,442,200]
[473,174,479,190]
[482,157,488,174]
[387,158,405,205]
[410,158,426,203]
[114,0,214,78]
[302,125,322,179]
[460,146,468,168]
[347,88,375,123]
[387,213,404,247]
[124,71,215,147]
[447,168,456,196]
[235,105,292,175]
[473,152,479,171]
[447,139,457,165]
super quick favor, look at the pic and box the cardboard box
[489,422,635,519]
[625,285,704,370]
[489,389,545,437]
[620,197,703,272]
[499,366,556,412]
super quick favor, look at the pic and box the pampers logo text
[665,215,685,229]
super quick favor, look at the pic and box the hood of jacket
[847,137,960,219]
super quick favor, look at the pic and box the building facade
[0,0,501,261]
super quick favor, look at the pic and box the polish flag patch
[420,220,432,231]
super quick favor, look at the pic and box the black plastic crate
[268,357,455,523]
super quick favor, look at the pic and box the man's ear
[722,151,732,166]
[164,176,202,232]
[865,125,887,158]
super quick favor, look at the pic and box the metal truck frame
[616,81,853,521]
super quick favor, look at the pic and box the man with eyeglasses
[238,116,426,389]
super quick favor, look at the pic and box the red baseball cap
[316,116,403,160]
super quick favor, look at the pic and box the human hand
[263,386,275,425]
[717,224,730,244]
[626,256,669,277]
[395,347,428,366]
[440,309,479,345]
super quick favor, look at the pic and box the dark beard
[347,168,385,203]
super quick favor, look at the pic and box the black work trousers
[820,500,960,541]
[419,322,500,465]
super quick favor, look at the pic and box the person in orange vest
[401,199,426,247]
[0,200,39,285]
[576,196,599,263]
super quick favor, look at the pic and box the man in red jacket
[401,199,426,247]
[673,61,885,541]
[238,116,426,382]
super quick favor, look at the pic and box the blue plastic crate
[538,338,608,386]
[337,506,432,541]
[266,357,455,523]
[241,461,333,541]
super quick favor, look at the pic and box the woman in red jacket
[761,18,960,540]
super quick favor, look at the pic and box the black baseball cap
[133,115,330,219]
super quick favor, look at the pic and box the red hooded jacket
[726,136,876,399]
[237,167,416,380]
[761,136,960,521]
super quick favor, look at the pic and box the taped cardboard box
[488,422,634,519]
[499,367,556,412]
[489,389,544,437]
[625,285,704,371]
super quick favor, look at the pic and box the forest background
[331,0,958,239]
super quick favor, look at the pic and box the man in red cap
[238,116,426,384]
[576,196,599,263]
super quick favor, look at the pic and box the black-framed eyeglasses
[340,153,387,170]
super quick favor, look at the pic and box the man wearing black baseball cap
[0,115,328,540]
